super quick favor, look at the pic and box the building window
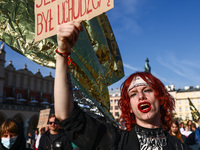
[115,112,119,117]
[110,106,113,110]
[17,94,21,100]
[179,100,181,104]
[185,107,188,111]
[186,114,189,120]
[179,107,182,112]
[46,83,49,93]
[198,99,200,103]
[185,100,188,104]
[5,72,8,85]
[115,99,118,104]
[115,94,118,96]
[20,76,24,88]
[13,74,16,86]
[180,115,182,120]
[34,79,37,90]
[110,100,113,104]
[115,106,118,110]
[198,106,200,111]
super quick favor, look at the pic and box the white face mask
[1,136,17,149]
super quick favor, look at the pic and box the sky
[3,0,200,90]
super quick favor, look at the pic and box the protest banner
[37,108,51,129]
[35,0,114,41]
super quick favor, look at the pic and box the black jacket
[38,129,72,150]
[0,119,26,150]
[185,131,198,145]
[58,103,192,150]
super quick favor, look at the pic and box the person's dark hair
[191,123,196,130]
[49,114,56,120]
[169,120,183,143]
[187,120,192,125]
[118,72,175,131]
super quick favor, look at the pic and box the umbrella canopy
[41,101,50,105]
[17,98,27,102]
[5,97,15,101]
[30,100,39,103]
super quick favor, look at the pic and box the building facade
[167,85,200,121]
[109,88,121,122]
[0,43,54,134]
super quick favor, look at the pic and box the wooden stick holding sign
[37,108,51,129]
[35,0,114,41]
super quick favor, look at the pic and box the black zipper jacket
[38,129,72,150]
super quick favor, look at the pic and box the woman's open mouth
[138,102,151,113]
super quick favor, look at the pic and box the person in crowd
[195,117,200,149]
[182,125,192,138]
[38,114,72,150]
[169,120,184,143]
[33,130,38,150]
[26,132,34,150]
[35,127,46,150]
[53,21,192,149]
[191,123,197,132]
[0,118,26,150]
[180,122,185,134]
[185,123,198,149]
[187,120,193,131]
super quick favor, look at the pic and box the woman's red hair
[118,72,175,131]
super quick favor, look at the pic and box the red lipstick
[138,102,151,113]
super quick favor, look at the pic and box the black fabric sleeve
[56,103,121,150]
[166,134,193,150]
[38,134,44,150]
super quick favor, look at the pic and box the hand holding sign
[37,108,50,129]
[57,21,83,53]
[35,0,114,41]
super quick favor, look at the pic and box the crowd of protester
[2,116,200,150]
[169,118,200,150]
[0,115,79,150]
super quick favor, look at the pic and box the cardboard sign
[35,0,114,41]
[37,108,50,129]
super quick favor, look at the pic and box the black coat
[38,129,72,150]
[58,103,192,150]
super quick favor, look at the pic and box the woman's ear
[130,108,133,113]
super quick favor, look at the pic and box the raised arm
[54,21,83,121]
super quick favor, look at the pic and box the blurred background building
[0,43,54,134]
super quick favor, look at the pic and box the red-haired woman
[54,21,192,150]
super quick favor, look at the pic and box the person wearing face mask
[0,118,26,150]
[53,21,192,150]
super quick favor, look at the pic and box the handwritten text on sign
[35,0,114,41]
[37,108,50,129]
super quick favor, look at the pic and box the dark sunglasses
[49,122,57,125]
